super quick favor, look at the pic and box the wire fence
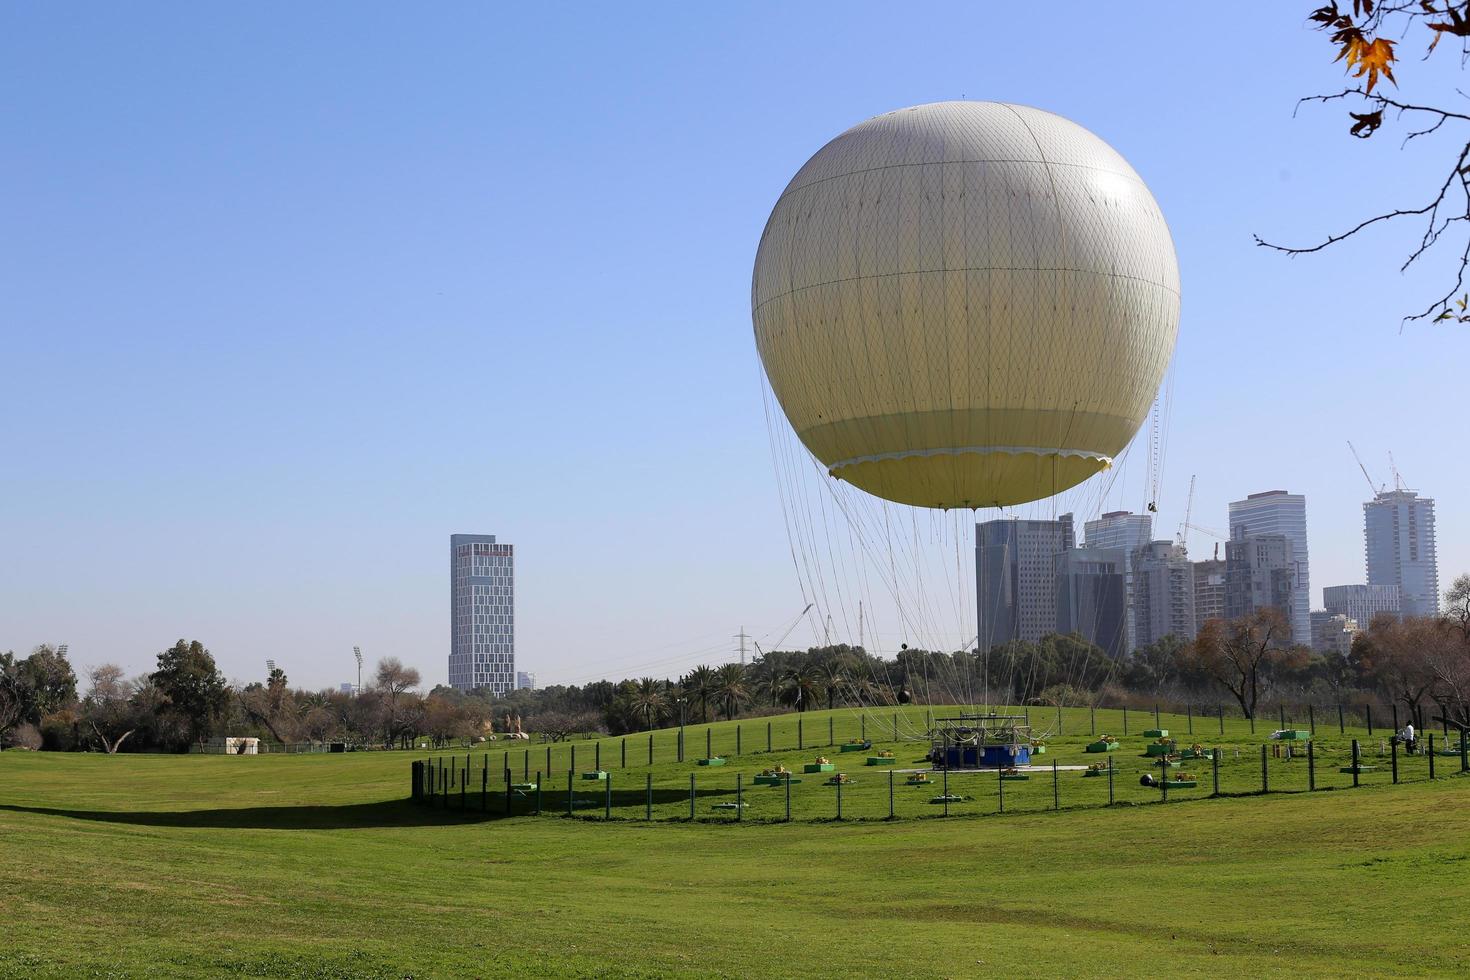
[407,701,1469,823]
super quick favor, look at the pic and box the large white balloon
[752,101,1180,509]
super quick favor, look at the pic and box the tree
[1356,614,1441,727]
[711,663,751,720]
[372,657,421,748]
[625,678,668,732]
[681,666,715,724]
[1185,609,1305,719]
[1259,3,1470,324]
[150,639,229,749]
[777,665,819,713]
[79,664,139,754]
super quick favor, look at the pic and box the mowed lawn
[1,713,1468,978]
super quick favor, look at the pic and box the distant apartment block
[1229,491,1311,646]
[1133,540,1197,646]
[1322,583,1400,631]
[1083,511,1154,652]
[1364,489,1439,617]
[976,514,1075,648]
[1054,546,1128,658]
[449,533,515,694]
[1225,534,1296,631]
[516,671,536,691]
[1193,558,1227,626]
[1309,610,1357,656]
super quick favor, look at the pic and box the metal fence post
[767,721,773,753]
[689,773,695,820]
[1366,705,1374,736]
[798,718,803,750]
[567,770,573,816]
[1154,704,1161,728]
[1307,704,1314,735]
[1260,744,1268,793]
[1123,706,1129,735]
[621,739,626,769]
[1057,704,1063,736]
[888,768,894,819]
[1391,738,1399,784]
[1211,749,1220,797]
[1218,703,1224,735]
[1052,759,1059,810]
[893,712,898,741]
[943,765,950,817]
[862,715,866,742]
[506,768,513,817]
[596,742,601,771]
[605,773,612,819]
[997,762,1003,814]
[535,771,542,816]
[648,733,653,766]
[1308,740,1315,791]
[546,745,552,775]
[571,744,576,773]
[737,725,742,756]
[785,771,792,821]
[829,716,834,746]
[1392,703,1399,734]
[1352,739,1361,787]
[1090,706,1096,736]
[737,773,743,822]
[1429,733,1436,780]
[835,776,842,820]
[482,761,488,812]
[1187,703,1193,735]
[1108,757,1116,805]
[646,772,652,820]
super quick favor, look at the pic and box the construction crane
[1175,474,1196,549]
[1347,440,1383,495]
[1388,451,1409,492]
[752,603,814,660]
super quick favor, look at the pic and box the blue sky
[4,3,1467,689]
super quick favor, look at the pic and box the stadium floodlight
[353,646,363,695]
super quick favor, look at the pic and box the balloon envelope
[752,101,1180,509]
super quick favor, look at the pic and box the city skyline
[5,5,1470,690]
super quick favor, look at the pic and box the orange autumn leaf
[1344,36,1397,93]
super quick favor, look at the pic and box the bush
[40,710,78,751]
[9,722,42,750]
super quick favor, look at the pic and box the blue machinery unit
[931,714,1032,769]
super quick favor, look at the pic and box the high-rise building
[516,671,536,691]
[449,533,515,694]
[1229,491,1311,646]
[976,514,1075,648]
[1193,558,1227,626]
[1083,511,1154,652]
[1322,583,1401,631]
[1309,610,1358,656]
[1054,547,1128,658]
[1133,540,1197,646]
[1364,489,1439,617]
[1225,534,1296,631]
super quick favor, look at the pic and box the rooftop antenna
[353,646,363,694]
[1388,451,1406,492]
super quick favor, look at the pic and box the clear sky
[4,3,1467,690]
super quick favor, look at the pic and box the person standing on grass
[1399,723,1417,755]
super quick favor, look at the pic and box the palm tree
[711,663,751,720]
[816,654,853,711]
[681,665,715,723]
[628,677,668,732]
[778,666,820,713]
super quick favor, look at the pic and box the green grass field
[2,706,1467,978]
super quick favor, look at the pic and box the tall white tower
[1229,491,1310,647]
[449,534,515,694]
[1364,490,1438,617]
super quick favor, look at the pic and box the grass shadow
[0,799,486,830]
